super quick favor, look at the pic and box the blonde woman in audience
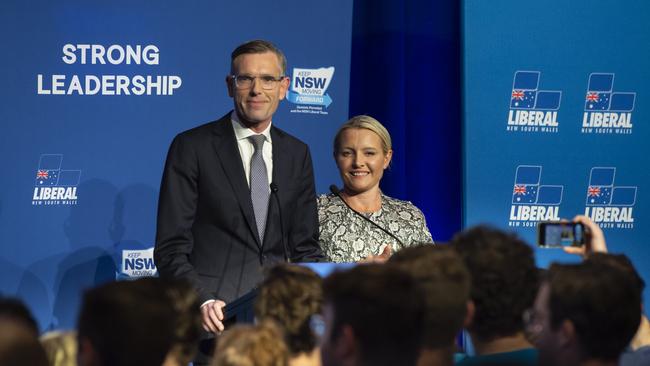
[40,331,77,366]
[212,321,289,366]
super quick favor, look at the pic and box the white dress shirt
[231,111,273,188]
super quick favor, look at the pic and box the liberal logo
[32,154,81,206]
[118,248,158,279]
[582,73,635,135]
[584,167,636,229]
[507,71,562,133]
[287,67,335,115]
[509,165,563,227]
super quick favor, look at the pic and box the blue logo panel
[589,167,616,186]
[611,187,637,206]
[588,73,614,92]
[513,71,540,90]
[515,166,541,185]
[534,91,561,110]
[537,185,563,205]
[609,93,635,112]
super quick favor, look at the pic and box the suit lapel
[211,115,262,249]
[265,127,290,249]
[270,127,290,197]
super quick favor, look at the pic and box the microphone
[329,185,405,250]
[270,182,290,263]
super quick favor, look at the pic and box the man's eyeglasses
[231,75,285,90]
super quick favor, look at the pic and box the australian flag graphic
[586,167,636,206]
[35,154,62,186]
[510,71,561,110]
[34,154,81,187]
[512,165,563,205]
[584,73,635,112]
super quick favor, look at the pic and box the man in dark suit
[154,40,324,338]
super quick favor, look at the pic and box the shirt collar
[230,111,273,144]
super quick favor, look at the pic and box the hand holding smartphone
[537,221,586,248]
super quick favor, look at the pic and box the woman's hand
[360,245,392,263]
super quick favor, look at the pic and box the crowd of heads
[1,223,646,366]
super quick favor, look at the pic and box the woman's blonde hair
[40,331,77,366]
[333,115,392,155]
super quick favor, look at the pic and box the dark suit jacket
[154,113,324,304]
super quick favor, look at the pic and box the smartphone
[537,221,585,248]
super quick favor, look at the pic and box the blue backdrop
[0,0,353,331]
[463,0,650,306]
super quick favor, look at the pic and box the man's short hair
[322,264,424,366]
[77,277,195,366]
[585,252,645,298]
[389,244,470,349]
[547,256,641,361]
[451,226,539,342]
[254,264,322,356]
[213,321,289,366]
[0,318,48,366]
[0,297,39,335]
[231,40,287,75]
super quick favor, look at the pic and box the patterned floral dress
[317,193,433,262]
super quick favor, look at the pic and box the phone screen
[538,222,584,248]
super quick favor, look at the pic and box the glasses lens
[235,75,253,89]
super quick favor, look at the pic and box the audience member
[76,277,199,366]
[451,226,539,365]
[162,279,203,366]
[0,317,49,366]
[389,244,472,366]
[255,264,323,366]
[0,296,40,335]
[320,263,424,366]
[531,257,641,366]
[212,321,289,366]
[563,215,650,366]
[0,297,48,366]
[41,330,78,366]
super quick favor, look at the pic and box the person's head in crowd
[212,321,289,366]
[0,317,48,366]
[388,244,471,365]
[333,115,393,196]
[531,257,641,366]
[0,296,40,335]
[161,280,203,366]
[76,277,199,366]
[451,226,539,351]
[254,264,323,363]
[41,331,78,366]
[227,39,290,131]
[320,263,424,366]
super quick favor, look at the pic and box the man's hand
[200,300,226,333]
[563,215,608,258]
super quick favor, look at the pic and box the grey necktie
[249,135,269,243]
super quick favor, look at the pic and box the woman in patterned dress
[318,115,433,262]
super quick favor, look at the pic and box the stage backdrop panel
[463,0,650,306]
[0,0,352,331]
